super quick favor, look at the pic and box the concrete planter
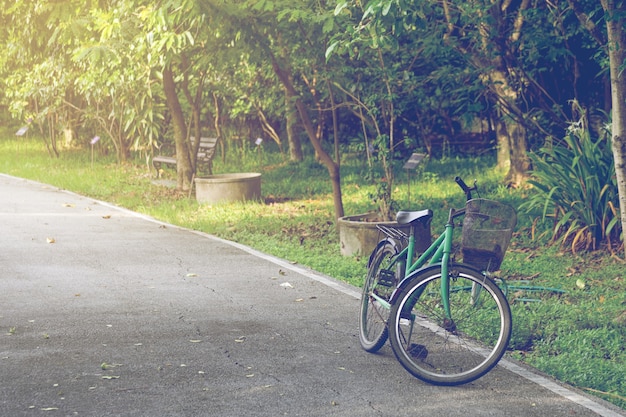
[194,173,261,204]
[338,212,431,257]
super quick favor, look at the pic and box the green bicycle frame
[398,208,460,319]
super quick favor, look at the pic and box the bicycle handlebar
[455,176,478,201]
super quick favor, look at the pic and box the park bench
[152,136,218,178]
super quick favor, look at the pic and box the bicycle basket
[462,199,517,272]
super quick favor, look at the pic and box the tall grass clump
[521,115,620,253]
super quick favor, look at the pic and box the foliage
[328,0,438,219]
[0,0,88,157]
[0,0,616,155]
[72,1,177,162]
[521,112,620,253]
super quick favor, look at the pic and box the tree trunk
[505,119,531,186]
[163,64,193,191]
[495,118,510,171]
[484,66,531,186]
[462,0,531,185]
[601,0,626,256]
[213,92,224,168]
[285,86,303,162]
[271,55,344,220]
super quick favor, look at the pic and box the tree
[73,3,163,162]
[566,0,626,254]
[328,0,493,218]
[599,0,626,256]
[0,0,89,157]
[205,0,347,220]
[137,0,213,190]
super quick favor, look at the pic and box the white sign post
[90,136,100,169]
[402,153,426,205]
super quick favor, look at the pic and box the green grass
[1,136,625,410]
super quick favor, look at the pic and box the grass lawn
[1,135,624,410]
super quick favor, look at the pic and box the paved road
[1,174,624,417]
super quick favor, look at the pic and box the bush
[521,115,620,253]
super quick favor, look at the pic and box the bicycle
[359,176,517,386]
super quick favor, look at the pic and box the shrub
[521,115,620,253]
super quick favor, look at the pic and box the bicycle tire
[388,264,511,385]
[359,240,400,352]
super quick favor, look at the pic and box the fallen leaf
[102,215,111,219]
[46,237,56,244]
[101,376,120,380]
[576,279,586,289]
[101,362,123,370]
[62,203,75,208]
[186,273,198,277]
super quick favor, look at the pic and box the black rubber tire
[359,240,400,352]
[388,264,511,385]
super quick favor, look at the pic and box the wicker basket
[462,199,517,272]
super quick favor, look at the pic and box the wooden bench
[153,137,218,177]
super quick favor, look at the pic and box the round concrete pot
[337,212,431,257]
[194,173,261,204]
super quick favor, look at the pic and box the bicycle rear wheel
[388,264,511,385]
[359,240,400,352]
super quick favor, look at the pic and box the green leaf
[325,41,339,61]
[185,31,194,46]
[382,0,393,16]
[334,1,349,16]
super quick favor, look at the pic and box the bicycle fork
[440,222,454,326]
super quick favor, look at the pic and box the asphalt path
[1,174,624,417]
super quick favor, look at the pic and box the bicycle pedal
[377,269,396,287]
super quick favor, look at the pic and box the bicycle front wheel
[388,264,511,385]
[359,240,400,352]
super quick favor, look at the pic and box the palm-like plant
[522,114,620,252]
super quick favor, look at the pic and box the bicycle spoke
[389,265,511,385]
[359,241,399,352]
